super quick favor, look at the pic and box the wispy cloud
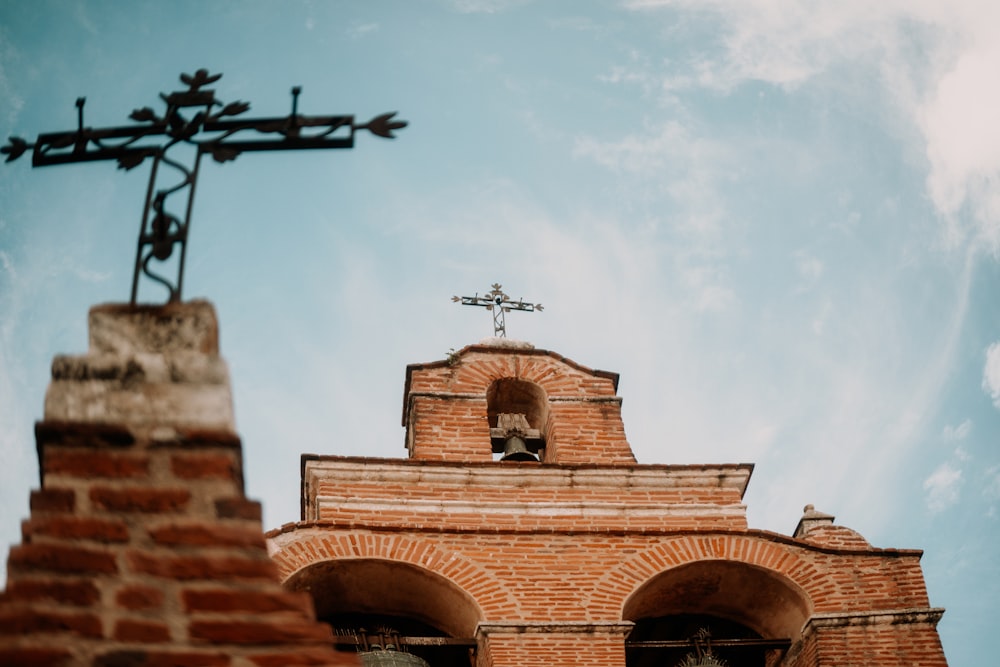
[73,1,99,36]
[924,462,963,513]
[983,342,1000,408]
[452,0,532,14]
[943,419,972,441]
[0,28,24,128]
[623,0,1000,254]
[984,466,1000,517]
[348,22,379,39]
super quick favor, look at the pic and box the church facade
[269,338,949,666]
[0,302,949,666]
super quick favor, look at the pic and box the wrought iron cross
[452,283,543,337]
[2,69,406,304]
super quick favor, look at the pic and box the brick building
[0,301,949,666]
[269,336,950,666]
[0,303,358,667]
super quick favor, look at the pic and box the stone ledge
[806,608,946,630]
[476,621,634,636]
[304,457,753,492]
[89,301,219,355]
[315,495,749,518]
[43,301,235,432]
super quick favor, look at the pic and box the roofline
[401,345,621,426]
[301,452,754,498]
[266,519,925,559]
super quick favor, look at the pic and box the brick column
[477,623,631,667]
[0,302,357,667]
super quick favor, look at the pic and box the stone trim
[303,458,753,492]
[477,621,634,636]
[805,608,946,630]
[315,495,748,519]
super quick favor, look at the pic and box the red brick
[127,551,277,581]
[171,452,239,481]
[116,584,165,610]
[215,498,262,521]
[5,578,101,606]
[182,589,312,614]
[188,620,332,644]
[0,647,73,666]
[29,488,76,513]
[249,648,362,666]
[90,487,190,513]
[7,543,118,575]
[171,428,241,449]
[149,523,264,549]
[0,608,103,637]
[35,420,135,448]
[23,516,129,543]
[93,649,231,667]
[114,619,171,642]
[44,449,149,479]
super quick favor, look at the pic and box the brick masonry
[0,305,948,666]
[0,302,358,667]
[269,340,949,666]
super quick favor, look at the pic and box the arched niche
[285,558,482,640]
[624,560,811,639]
[486,377,548,432]
[623,560,812,666]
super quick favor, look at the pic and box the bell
[359,649,430,667]
[500,435,538,461]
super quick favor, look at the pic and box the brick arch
[269,529,521,621]
[594,534,827,638]
[446,352,617,399]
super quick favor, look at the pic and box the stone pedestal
[0,301,357,667]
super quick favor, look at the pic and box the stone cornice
[303,456,753,494]
[805,608,946,630]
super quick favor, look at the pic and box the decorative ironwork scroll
[2,69,407,303]
[452,283,543,337]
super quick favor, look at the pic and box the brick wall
[1,302,947,666]
[403,345,635,464]
[0,303,356,667]
[271,343,949,666]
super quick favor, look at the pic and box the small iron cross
[452,283,543,337]
[2,69,406,304]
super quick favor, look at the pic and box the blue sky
[1,1,998,664]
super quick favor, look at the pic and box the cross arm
[4,123,169,168]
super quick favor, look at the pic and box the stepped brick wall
[0,306,949,666]
[269,342,949,667]
[0,302,356,667]
[402,343,635,464]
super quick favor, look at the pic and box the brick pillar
[797,610,948,667]
[0,302,357,667]
[477,623,631,667]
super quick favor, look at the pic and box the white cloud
[983,342,1000,408]
[625,0,1000,253]
[810,299,833,336]
[452,0,531,13]
[924,462,963,513]
[985,466,1000,501]
[943,419,972,441]
[348,22,379,38]
[0,250,15,282]
[793,251,824,282]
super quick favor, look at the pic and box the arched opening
[286,558,481,666]
[623,560,811,667]
[486,378,548,461]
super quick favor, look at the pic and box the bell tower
[271,336,948,667]
[402,339,636,465]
